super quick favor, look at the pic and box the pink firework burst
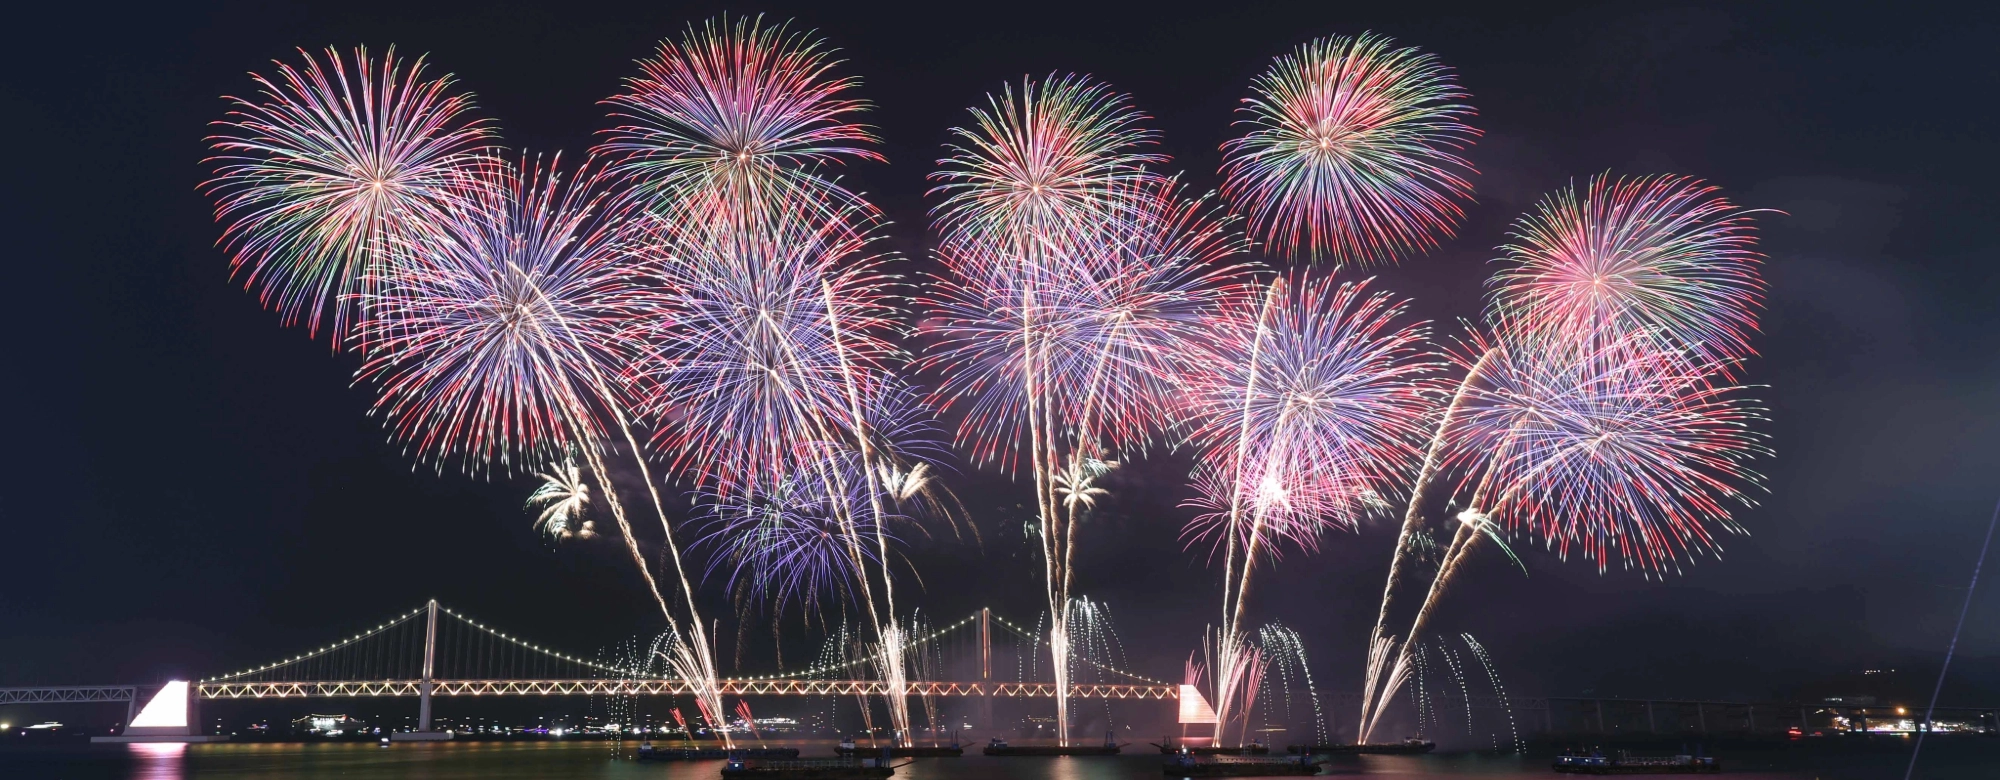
[1220,33,1478,264]
[205,45,495,344]
[1487,173,1766,368]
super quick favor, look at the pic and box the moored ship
[1155,736,1270,755]
[834,736,964,757]
[721,755,899,780]
[982,733,1123,756]
[639,744,800,761]
[1288,738,1434,755]
[1551,750,1720,775]
[1164,752,1325,777]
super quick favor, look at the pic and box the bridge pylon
[392,599,451,742]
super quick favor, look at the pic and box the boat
[1288,738,1435,755]
[1156,736,1270,755]
[1552,750,1720,775]
[1164,753,1325,777]
[639,743,800,761]
[982,733,1123,756]
[721,756,899,780]
[834,736,964,757]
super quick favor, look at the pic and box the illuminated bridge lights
[195,680,1180,699]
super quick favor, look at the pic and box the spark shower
[202,14,1768,747]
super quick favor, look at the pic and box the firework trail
[1488,174,1766,368]
[1177,272,1438,741]
[1258,623,1328,746]
[353,150,731,743]
[1220,33,1478,264]
[600,14,880,230]
[1461,633,1522,752]
[1359,180,1769,741]
[1360,329,1768,741]
[606,16,934,741]
[205,45,494,344]
[629,193,929,741]
[926,75,1227,744]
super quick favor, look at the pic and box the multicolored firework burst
[352,150,732,746]
[924,177,1251,467]
[628,203,903,494]
[205,45,494,343]
[1359,178,1769,743]
[600,14,880,226]
[356,152,636,473]
[1176,272,1439,743]
[1178,273,1440,565]
[1220,33,1478,264]
[1440,329,1770,575]
[924,74,1200,745]
[1487,173,1766,366]
[697,459,899,615]
[930,73,1164,251]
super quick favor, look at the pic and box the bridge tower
[980,607,993,731]
[392,599,451,741]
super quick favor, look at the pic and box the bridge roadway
[2,680,1176,705]
[196,679,1179,700]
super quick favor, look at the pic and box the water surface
[1,739,1993,779]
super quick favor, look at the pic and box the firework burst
[1220,33,1478,264]
[601,14,880,226]
[1441,329,1770,574]
[356,152,638,473]
[1179,273,1441,550]
[527,453,596,541]
[205,45,494,343]
[628,204,903,492]
[1488,173,1766,366]
[924,177,1251,467]
[930,73,1164,252]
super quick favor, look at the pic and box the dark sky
[2,0,1996,712]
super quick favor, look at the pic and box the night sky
[3,0,1997,712]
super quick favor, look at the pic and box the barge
[1164,754,1325,777]
[639,744,801,761]
[1287,738,1434,755]
[721,756,899,780]
[834,736,964,757]
[982,734,1123,756]
[1552,750,1720,775]
[1155,737,1270,755]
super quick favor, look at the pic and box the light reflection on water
[128,743,184,780]
[0,740,1994,779]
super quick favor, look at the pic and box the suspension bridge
[1,600,1180,736]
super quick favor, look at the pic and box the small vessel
[834,735,964,757]
[640,743,801,761]
[1165,751,1325,777]
[1552,749,1720,775]
[1156,736,1270,755]
[982,732,1123,756]
[721,756,898,780]
[1288,738,1435,755]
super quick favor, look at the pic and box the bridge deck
[194,680,1179,699]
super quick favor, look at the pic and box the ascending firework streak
[1357,177,1769,742]
[926,77,1241,742]
[607,16,929,745]
[204,45,494,345]
[1177,273,1437,742]
[1219,33,1478,264]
